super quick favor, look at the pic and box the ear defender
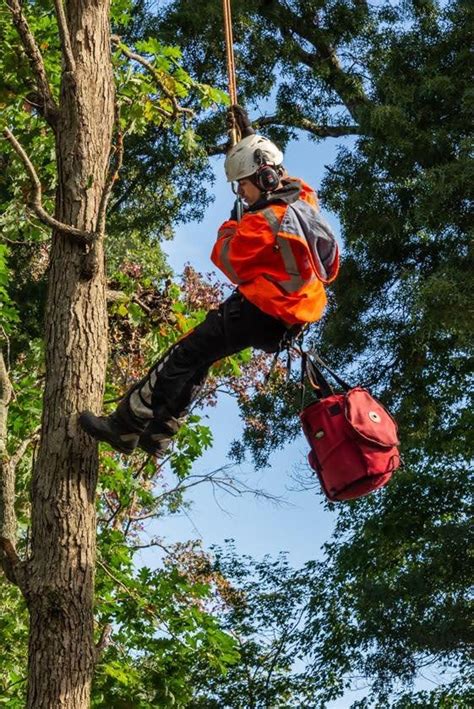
[253,149,281,192]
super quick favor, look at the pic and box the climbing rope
[222,0,240,147]
[222,0,244,219]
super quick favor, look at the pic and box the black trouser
[116,292,289,434]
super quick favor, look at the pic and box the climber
[79,106,339,457]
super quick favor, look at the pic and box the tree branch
[256,114,360,138]
[0,537,23,586]
[95,623,113,660]
[96,106,124,235]
[6,0,58,127]
[0,352,15,555]
[96,557,184,645]
[263,605,307,696]
[0,352,35,590]
[129,538,171,553]
[106,289,154,315]
[259,1,371,120]
[3,129,95,243]
[111,35,194,119]
[53,0,76,74]
[9,429,41,474]
[206,113,359,155]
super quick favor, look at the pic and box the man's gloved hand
[227,104,255,138]
[229,197,244,222]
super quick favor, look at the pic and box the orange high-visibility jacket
[211,178,339,325]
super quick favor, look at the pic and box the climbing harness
[264,325,306,386]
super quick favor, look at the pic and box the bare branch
[3,128,95,243]
[0,351,15,555]
[106,289,127,303]
[130,538,171,553]
[96,107,124,235]
[0,537,24,586]
[106,289,153,315]
[0,353,36,590]
[129,465,286,524]
[95,623,113,660]
[111,34,194,119]
[264,605,307,694]
[206,141,228,157]
[132,295,152,315]
[6,0,58,127]
[9,428,41,474]
[3,676,27,693]
[53,0,76,74]
[0,352,13,431]
[0,235,47,246]
[256,114,360,138]
[206,114,359,155]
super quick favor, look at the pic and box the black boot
[138,415,184,457]
[137,428,172,457]
[79,411,141,454]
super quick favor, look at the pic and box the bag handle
[301,350,352,405]
[302,353,333,398]
[308,351,352,392]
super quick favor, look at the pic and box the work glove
[229,197,244,222]
[227,104,255,138]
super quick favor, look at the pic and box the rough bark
[24,0,115,706]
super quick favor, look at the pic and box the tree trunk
[25,1,114,706]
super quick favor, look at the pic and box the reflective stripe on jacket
[211,178,339,325]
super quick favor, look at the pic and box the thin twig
[130,539,171,553]
[129,466,285,522]
[96,104,124,235]
[0,235,47,246]
[106,289,153,315]
[4,675,27,692]
[102,499,124,528]
[132,295,152,315]
[96,557,184,646]
[9,428,41,473]
[3,128,94,243]
[111,34,194,119]
[0,353,18,587]
[132,455,153,480]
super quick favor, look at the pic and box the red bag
[300,356,400,501]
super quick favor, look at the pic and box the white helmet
[224,134,284,182]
